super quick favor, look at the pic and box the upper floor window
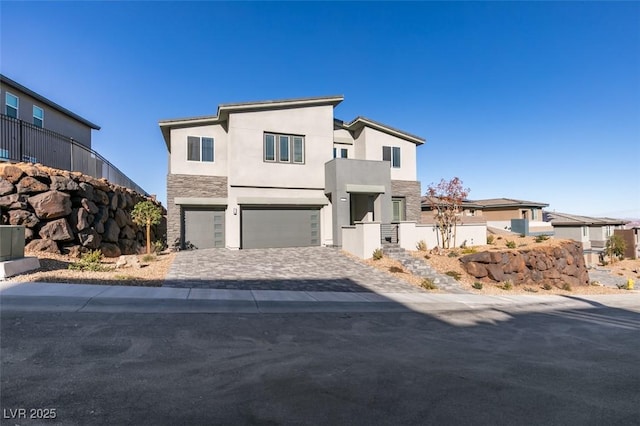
[382,146,401,168]
[187,136,214,162]
[333,148,348,158]
[264,132,304,164]
[33,106,44,128]
[5,92,18,118]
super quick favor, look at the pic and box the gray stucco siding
[166,174,228,247]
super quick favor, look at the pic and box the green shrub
[389,266,404,273]
[424,254,431,260]
[445,270,462,281]
[447,250,460,258]
[68,250,107,272]
[562,282,572,292]
[542,283,553,291]
[505,240,516,249]
[535,235,550,243]
[472,282,483,290]
[416,240,427,251]
[152,240,166,254]
[605,234,626,262]
[461,247,477,255]
[486,235,495,245]
[421,278,438,290]
[519,234,526,238]
[590,280,601,286]
[524,287,538,293]
[372,248,383,260]
[142,254,156,263]
[501,281,513,290]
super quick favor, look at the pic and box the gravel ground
[5,251,176,287]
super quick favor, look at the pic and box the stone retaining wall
[460,241,589,287]
[0,163,165,257]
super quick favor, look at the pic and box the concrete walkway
[1,281,638,314]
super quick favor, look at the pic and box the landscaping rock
[81,198,99,215]
[118,239,140,255]
[78,228,102,249]
[39,218,74,242]
[25,238,60,254]
[28,191,72,219]
[0,164,25,183]
[16,176,49,194]
[100,242,121,258]
[0,179,15,196]
[0,193,20,208]
[8,210,39,227]
[103,218,120,243]
[114,208,129,227]
[76,208,90,231]
[77,182,94,200]
[94,189,109,206]
[50,175,80,192]
[115,254,141,269]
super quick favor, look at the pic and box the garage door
[241,207,320,249]
[183,208,225,249]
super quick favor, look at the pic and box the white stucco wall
[227,105,334,189]
[398,222,486,251]
[552,226,590,244]
[170,124,228,176]
[341,222,381,259]
[360,127,417,181]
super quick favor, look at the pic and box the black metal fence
[0,114,146,195]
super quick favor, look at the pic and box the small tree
[605,234,626,263]
[131,200,163,254]
[426,177,469,249]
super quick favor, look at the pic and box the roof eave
[344,116,425,145]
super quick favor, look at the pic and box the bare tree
[426,177,470,249]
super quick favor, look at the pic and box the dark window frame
[187,136,215,163]
[264,132,305,164]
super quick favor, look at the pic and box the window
[187,136,214,162]
[33,106,44,128]
[5,93,18,118]
[382,146,401,168]
[333,147,348,158]
[264,132,305,164]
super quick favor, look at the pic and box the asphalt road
[2,304,639,425]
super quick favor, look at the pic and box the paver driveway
[164,247,424,293]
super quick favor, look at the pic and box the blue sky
[2,1,638,218]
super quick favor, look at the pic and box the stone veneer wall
[460,241,590,288]
[166,174,228,247]
[391,180,421,222]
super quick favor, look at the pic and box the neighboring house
[159,95,424,250]
[544,211,626,265]
[0,74,145,193]
[421,197,552,235]
[620,221,640,259]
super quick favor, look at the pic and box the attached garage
[182,208,225,249]
[241,207,320,249]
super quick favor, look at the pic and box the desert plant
[445,270,462,280]
[68,249,107,272]
[542,283,553,291]
[524,287,538,293]
[389,266,404,273]
[561,282,572,292]
[461,247,477,254]
[424,254,431,260]
[416,240,427,251]
[590,280,601,286]
[519,234,526,238]
[486,235,495,245]
[131,201,163,255]
[426,177,470,249]
[605,234,626,263]
[142,254,156,263]
[472,282,483,290]
[535,234,550,243]
[447,250,460,258]
[372,248,383,260]
[152,239,165,254]
[501,280,513,290]
[505,240,516,249]
[421,278,438,290]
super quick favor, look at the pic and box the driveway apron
[164,247,425,293]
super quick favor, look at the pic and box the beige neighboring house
[544,211,627,265]
[159,95,424,251]
[421,197,552,235]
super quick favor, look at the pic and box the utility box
[0,225,26,261]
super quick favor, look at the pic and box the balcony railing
[0,114,146,195]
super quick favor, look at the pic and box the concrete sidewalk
[1,281,638,314]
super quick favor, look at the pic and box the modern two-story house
[159,95,424,250]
